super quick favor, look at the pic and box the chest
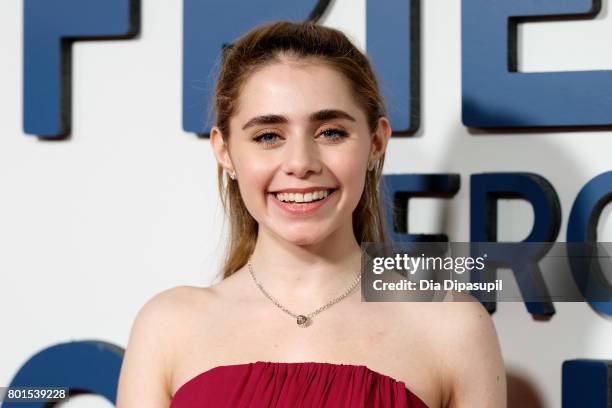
[171,301,444,407]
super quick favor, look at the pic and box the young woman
[117,21,506,407]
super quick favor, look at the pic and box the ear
[210,126,234,173]
[369,117,392,162]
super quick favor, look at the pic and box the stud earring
[368,160,377,171]
[228,170,237,180]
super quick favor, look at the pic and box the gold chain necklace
[247,257,362,328]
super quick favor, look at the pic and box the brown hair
[212,20,389,280]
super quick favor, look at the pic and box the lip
[268,186,337,194]
[268,188,338,215]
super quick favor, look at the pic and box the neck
[246,223,363,307]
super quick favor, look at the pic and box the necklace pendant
[296,315,309,327]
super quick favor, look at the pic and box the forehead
[231,59,365,125]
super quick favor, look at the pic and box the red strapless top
[170,361,428,407]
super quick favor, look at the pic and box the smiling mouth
[269,188,338,204]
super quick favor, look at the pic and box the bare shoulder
[116,285,217,407]
[145,285,217,312]
[127,285,218,334]
[128,285,221,347]
[360,292,505,408]
[433,291,507,408]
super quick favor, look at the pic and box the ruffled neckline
[171,360,428,407]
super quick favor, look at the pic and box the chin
[284,234,323,246]
[275,228,330,246]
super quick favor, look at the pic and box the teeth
[275,189,331,203]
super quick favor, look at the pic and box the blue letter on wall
[183,0,330,135]
[462,0,612,127]
[367,0,419,134]
[4,340,123,407]
[567,171,612,318]
[23,0,140,138]
[470,173,561,315]
[562,359,612,408]
[381,174,460,243]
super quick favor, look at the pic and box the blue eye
[319,128,349,141]
[253,133,280,146]
[253,128,348,147]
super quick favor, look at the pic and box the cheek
[325,148,368,199]
[327,136,370,168]
[234,148,271,184]
[234,157,272,212]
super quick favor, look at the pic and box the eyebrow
[241,109,356,130]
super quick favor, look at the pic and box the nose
[280,134,322,178]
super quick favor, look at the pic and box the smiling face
[211,55,390,246]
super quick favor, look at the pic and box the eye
[318,128,349,142]
[253,132,281,147]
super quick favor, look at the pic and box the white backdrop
[1,1,611,407]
